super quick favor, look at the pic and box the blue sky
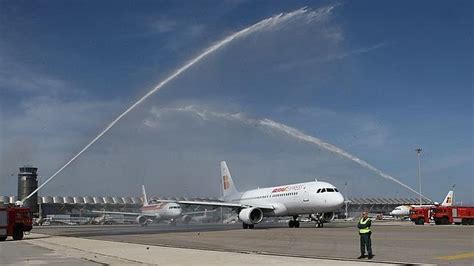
[0,1,472,203]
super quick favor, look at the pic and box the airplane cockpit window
[321,188,326,193]
[316,189,321,193]
[334,188,339,192]
[327,188,335,192]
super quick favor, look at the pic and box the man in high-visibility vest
[357,211,374,259]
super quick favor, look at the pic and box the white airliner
[389,205,411,217]
[93,186,184,226]
[389,190,454,217]
[164,161,345,229]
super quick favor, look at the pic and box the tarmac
[2,220,473,265]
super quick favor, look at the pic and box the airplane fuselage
[140,202,182,221]
[226,181,344,216]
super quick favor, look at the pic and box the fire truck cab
[0,206,33,241]
[409,206,432,225]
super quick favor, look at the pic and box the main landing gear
[242,223,255,229]
[288,216,300,228]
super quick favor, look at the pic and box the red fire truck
[432,206,474,225]
[0,206,33,241]
[409,206,433,225]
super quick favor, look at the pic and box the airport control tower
[18,166,39,214]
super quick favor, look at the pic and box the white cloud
[275,42,387,72]
[293,106,389,149]
[0,56,71,96]
[423,152,473,175]
[150,18,179,34]
[145,17,207,52]
[326,42,388,61]
[0,56,122,196]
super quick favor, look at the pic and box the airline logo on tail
[445,196,452,204]
[441,191,454,206]
[223,175,230,190]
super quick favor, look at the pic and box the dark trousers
[360,232,372,255]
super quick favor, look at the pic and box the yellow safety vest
[359,218,371,234]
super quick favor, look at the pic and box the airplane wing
[155,200,275,211]
[182,209,218,216]
[91,210,155,217]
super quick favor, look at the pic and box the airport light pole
[452,184,455,205]
[38,175,42,219]
[344,182,348,218]
[415,148,422,206]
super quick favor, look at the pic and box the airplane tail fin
[220,161,239,199]
[441,190,454,206]
[142,185,149,207]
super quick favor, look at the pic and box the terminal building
[0,194,432,220]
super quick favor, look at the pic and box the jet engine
[322,212,335,222]
[136,215,148,225]
[181,215,192,224]
[238,207,263,224]
[310,212,335,223]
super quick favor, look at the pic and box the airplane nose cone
[335,193,344,208]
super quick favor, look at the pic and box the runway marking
[436,252,474,260]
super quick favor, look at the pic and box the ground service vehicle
[432,206,474,225]
[0,206,33,241]
[409,206,432,225]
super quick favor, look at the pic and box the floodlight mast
[344,182,348,218]
[415,148,423,206]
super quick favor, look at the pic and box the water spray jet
[22,6,333,202]
[155,105,431,201]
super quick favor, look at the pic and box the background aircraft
[94,186,184,226]
[390,191,454,217]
